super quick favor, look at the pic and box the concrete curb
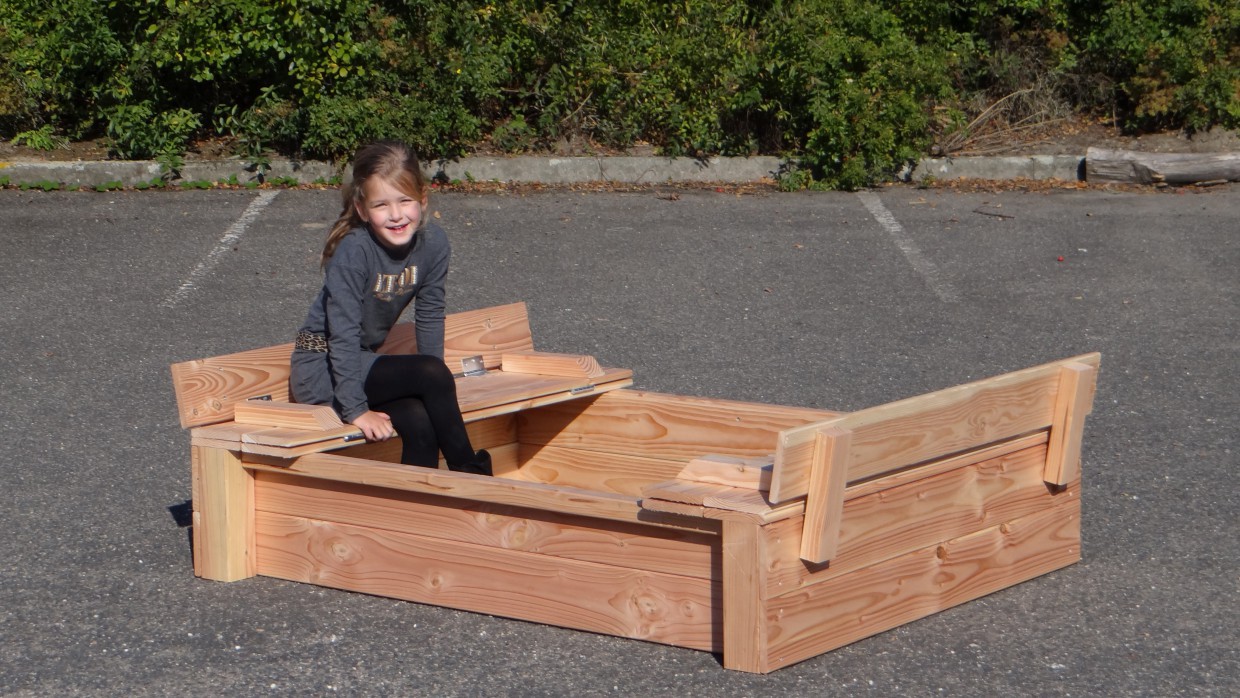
[0,153,1087,189]
[907,154,1084,182]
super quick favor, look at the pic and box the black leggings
[364,355,475,468]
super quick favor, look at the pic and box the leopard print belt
[295,331,328,353]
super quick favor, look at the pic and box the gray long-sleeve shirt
[290,222,449,421]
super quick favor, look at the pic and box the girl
[289,141,491,475]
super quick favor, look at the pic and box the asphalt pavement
[0,183,1236,696]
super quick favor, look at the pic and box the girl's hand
[352,410,395,442]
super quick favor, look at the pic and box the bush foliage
[1,0,1236,188]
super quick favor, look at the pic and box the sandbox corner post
[190,445,256,582]
[721,519,771,674]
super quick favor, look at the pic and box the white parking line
[856,191,961,303]
[161,190,280,309]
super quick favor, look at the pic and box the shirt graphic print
[372,265,418,302]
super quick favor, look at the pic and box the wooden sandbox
[171,302,1098,673]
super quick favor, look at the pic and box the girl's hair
[321,141,428,268]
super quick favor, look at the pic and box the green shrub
[10,124,66,150]
[0,0,128,136]
[1080,0,1239,131]
[105,104,201,159]
[0,0,1235,189]
[748,1,955,189]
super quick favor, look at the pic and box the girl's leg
[364,354,478,468]
[376,397,439,467]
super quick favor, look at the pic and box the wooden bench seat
[172,302,634,460]
[171,305,1098,674]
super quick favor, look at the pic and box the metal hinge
[460,355,487,377]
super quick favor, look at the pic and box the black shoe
[450,449,492,476]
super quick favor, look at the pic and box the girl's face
[356,177,426,251]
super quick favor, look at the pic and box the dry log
[1086,147,1240,185]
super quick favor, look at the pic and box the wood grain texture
[640,492,803,526]
[770,353,1101,503]
[189,366,631,459]
[233,401,343,430]
[377,302,535,369]
[1045,363,1097,486]
[642,480,731,506]
[190,421,268,448]
[840,432,1048,502]
[171,302,540,429]
[191,445,255,581]
[215,406,515,461]
[501,350,605,378]
[676,455,773,491]
[171,344,294,428]
[722,520,769,673]
[518,389,839,461]
[254,471,717,578]
[1086,147,1240,185]
[255,511,722,651]
[799,428,852,563]
[242,424,359,448]
[763,442,1077,596]
[514,443,688,497]
[242,451,709,533]
[764,498,1081,671]
[456,368,632,415]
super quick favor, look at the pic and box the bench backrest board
[771,352,1100,563]
[171,302,534,429]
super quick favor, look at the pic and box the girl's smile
[357,177,426,251]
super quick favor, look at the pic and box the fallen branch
[1086,147,1240,185]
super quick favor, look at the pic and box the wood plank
[171,302,536,429]
[722,520,769,673]
[841,432,1048,501]
[676,455,773,491]
[764,497,1081,671]
[378,301,535,370]
[464,413,519,450]
[799,427,852,564]
[222,371,631,458]
[254,471,717,579]
[241,432,366,457]
[326,437,404,463]
[764,442,1077,596]
[241,451,711,533]
[270,408,522,467]
[701,487,781,517]
[171,343,294,428]
[514,443,688,497]
[501,350,604,378]
[190,436,244,451]
[1045,363,1097,486]
[519,389,840,461]
[243,424,360,448]
[255,511,721,651]
[242,406,516,457]
[191,421,269,445]
[191,445,255,581]
[770,353,1101,503]
[642,480,729,506]
[457,369,634,420]
[625,436,1051,530]
[642,480,778,518]
[640,493,802,526]
[233,400,344,430]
